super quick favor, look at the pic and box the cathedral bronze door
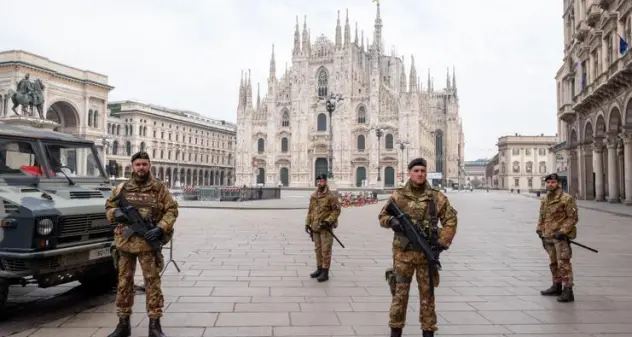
[314,158,328,186]
[256,168,265,185]
[280,167,289,186]
[355,167,366,187]
[384,166,395,187]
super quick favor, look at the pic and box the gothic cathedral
[235,4,464,188]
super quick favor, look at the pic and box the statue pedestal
[1,116,60,130]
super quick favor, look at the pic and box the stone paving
[4,190,632,336]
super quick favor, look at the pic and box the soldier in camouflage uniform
[105,152,179,337]
[378,158,458,337]
[537,173,578,303]
[305,174,341,282]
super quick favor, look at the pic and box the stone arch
[46,100,80,133]
[583,120,595,199]
[93,110,99,128]
[584,121,594,144]
[88,109,93,127]
[569,128,578,147]
[112,140,120,155]
[625,96,632,126]
[594,114,607,138]
[316,66,329,97]
[607,107,622,133]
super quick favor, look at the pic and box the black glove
[144,226,164,241]
[433,245,447,260]
[389,217,403,232]
[305,225,311,234]
[536,230,544,239]
[113,208,128,223]
[553,231,567,241]
[319,221,331,230]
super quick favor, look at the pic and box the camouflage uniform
[537,186,578,302]
[378,180,458,335]
[304,185,341,282]
[105,173,179,337]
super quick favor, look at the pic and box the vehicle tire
[0,277,9,311]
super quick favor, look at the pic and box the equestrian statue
[9,73,46,119]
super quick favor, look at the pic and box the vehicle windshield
[0,139,42,176]
[42,142,107,179]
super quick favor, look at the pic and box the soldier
[537,173,578,303]
[304,173,341,282]
[105,151,179,337]
[378,158,458,337]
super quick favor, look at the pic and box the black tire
[0,278,9,312]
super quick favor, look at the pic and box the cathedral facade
[235,4,464,188]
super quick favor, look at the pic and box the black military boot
[316,268,329,282]
[310,267,322,278]
[422,331,434,337]
[390,327,402,337]
[540,283,562,296]
[557,286,574,303]
[148,318,166,337]
[107,316,131,337]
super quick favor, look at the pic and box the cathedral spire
[269,44,276,80]
[409,55,417,92]
[344,9,351,47]
[293,16,300,56]
[354,22,358,45]
[335,10,342,49]
[302,15,310,55]
[427,70,433,93]
[373,0,382,54]
[238,70,244,108]
[452,66,457,96]
[246,69,253,107]
[361,30,364,51]
[256,82,260,112]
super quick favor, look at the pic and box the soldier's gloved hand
[305,225,311,234]
[536,230,544,239]
[319,221,331,229]
[145,226,164,241]
[388,217,403,232]
[553,231,567,241]
[113,208,128,223]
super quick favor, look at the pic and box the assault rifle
[384,200,441,296]
[112,190,162,251]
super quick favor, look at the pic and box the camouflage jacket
[304,187,341,232]
[537,189,578,239]
[378,180,458,251]
[105,174,179,253]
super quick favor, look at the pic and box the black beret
[316,173,328,181]
[131,151,151,163]
[407,157,427,170]
[544,173,559,182]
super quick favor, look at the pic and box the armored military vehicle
[0,123,117,310]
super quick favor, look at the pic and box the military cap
[316,173,328,181]
[131,151,151,163]
[407,157,427,170]
[544,173,559,182]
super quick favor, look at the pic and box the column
[623,135,632,204]
[594,138,605,201]
[607,136,620,203]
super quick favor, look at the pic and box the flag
[619,35,629,55]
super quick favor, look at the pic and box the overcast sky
[0,0,562,161]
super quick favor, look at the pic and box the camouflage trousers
[313,230,334,269]
[543,239,573,287]
[389,249,440,332]
[115,250,165,319]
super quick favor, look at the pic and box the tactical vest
[118,180,160,223]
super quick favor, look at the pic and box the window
[385,134,393,149]
[257,138,265,153]
[538,148,546,156]
[528,178,533,188]
[512,161,520,173]
[43,143,105,178]
[526,161,533,173]
[281,137,289,152]
[539,161,547,173]
[512,148,520,155]
[317,68,328,97]
[357,106,366,124]
[514,178,519,187]
[281,110,290,127]
[525,148,531,156]
[0,140,39,176]
[357,135,365,151]
[317,113,327,131]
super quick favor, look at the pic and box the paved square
[4,191,632,336]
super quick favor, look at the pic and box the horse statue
[10,78,46,119]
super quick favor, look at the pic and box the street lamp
[370,125,385,182]
[397,140,410,183]
[322,93,344,179]
[100,138,112,177]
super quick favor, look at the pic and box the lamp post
[101,138,111,177]
[397,140,409,183]
[322,93,344,179]
[370,125,385,182]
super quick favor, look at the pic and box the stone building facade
[234,4,464,188]
[0,50,113,175]
[463,159,489,188]
[494,134,558,191]
[105,100,236,188]
[555,0,632,203]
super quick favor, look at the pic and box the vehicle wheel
[0,277,9,311]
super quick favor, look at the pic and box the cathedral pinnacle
[409,55,417,92]
[344,9,351,47]
[446,67,451,89]
[293,16,300,56]
[335,10,342,49]
[269,44,276,79]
